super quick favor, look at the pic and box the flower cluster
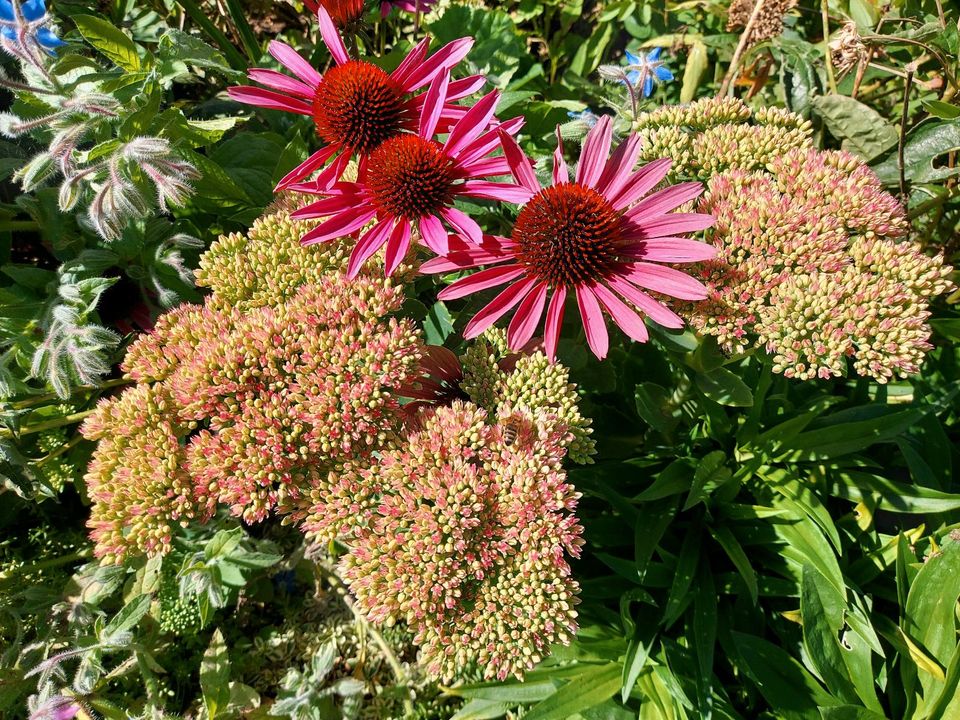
[82,207,423,562]
[231,10,712,358]
[339,401,582,682]
[671,133,953,381]
[634,96,813,180]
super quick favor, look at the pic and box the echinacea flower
[302,0,365,26]
[290,73,529,277]
[624,47,673,97]
[228,5,481,190]
[422,116,716,360]
[380,0,436,16]
[0,0,65,56]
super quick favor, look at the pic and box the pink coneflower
[421,116,717,360]
[227,5,481,189]
[303,0,366,26]
[290,73,530,277]
[381,0,436,16]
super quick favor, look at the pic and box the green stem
[6,377,132,410]
[0,410,96,439]
[0,221,40,232]
[821,0,838,94]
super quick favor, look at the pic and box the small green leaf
[73,15,142,72]
[680,40,708,103]
[922,99,960,120]
[201,630,231,720]
[101,593,151,640]
[695,367,753,407]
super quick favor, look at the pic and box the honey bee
[501,418,521,446]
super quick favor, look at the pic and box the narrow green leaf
[621,625,656,703]
[709,525,758,605]
[200,629,231,720]
[101,593,151,640]
[695,367,753,407]
[523,663,623,720]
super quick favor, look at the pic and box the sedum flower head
[339,401,582,682]
[634,97,813,180]
[675,140,953,382]
[83,206,423,562]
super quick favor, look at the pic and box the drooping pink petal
[438,264,526,300]
[619,237,717,263]
[227,86,313,115]
[301,151,353,193]
[596,133,641,197]
[463,277,538,339]
[420,69,448,139]
[553,125,569,185]
[591,282,649,343]
[455,116,524,167]
[447,74,486,100]
[621,262,709,300]
[440,206,482,245]
[637,213,716,238]
[624,182,704,224]
[402,37,474,91]
[247,69,315,98]
[576,285,609,359]
[575,115,613,188]
[445,91,500,157]
[268,40,323,86]
[607,275,684,328]
[500,129,539,195]
[384,220,412,276]
[460,181,534,203]
[419,214,449,255]
[608,157,672,210]
[507,281,548,350]
[275,145,338,190]
[544,286,567,361]
[347,220,394,278]
[420,235,513,273]
[317,6,350,65]
[300,208,375,246]
[391,37,430,86]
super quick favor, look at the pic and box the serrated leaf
[201,630,231,720]
[812,95,897,160]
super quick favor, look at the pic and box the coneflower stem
[821,0,838,94]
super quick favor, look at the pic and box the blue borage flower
[0,0,65,53]
[624,47,673,97]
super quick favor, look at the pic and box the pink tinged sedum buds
[663,106,954,382]
[339,401,583,682]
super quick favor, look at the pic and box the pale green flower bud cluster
[634,96,813,180]
[460,330,595,463]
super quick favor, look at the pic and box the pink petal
[420,69,448,139]
[609,157,672,211]
[500,129,539,194]
[620,237,717,263]
[402,37,474,91]
[621,262,708,300]
[438,264,526,300]
[575,115,613,188]
[553,125,569,185]
[300,209,374,246]
[458,156,511,177]
[391,37,430,86]
[275,145,338,190]
[460,181,534,203]
[607,275,684,328]
[419,214,449,255]
[304,151,352,192]
[445,91,500,157]
[624,182,704,223]
[317,6,349,65]
[507,281,548,350]
[347,220,394,278]
[463,277,538,339]
[639,213,716,238]
[227,86,312,115]
[591,282,649,344]
[596,133,642,197]
[384,220,412,275]
[544,286,567,361]
[248,69,315,98]
[447,74,486,100]
[268,40,322,86]
[576,285,609,360]
[290,192,359,219]
[440,206,482,244]
[420,235,513,273]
